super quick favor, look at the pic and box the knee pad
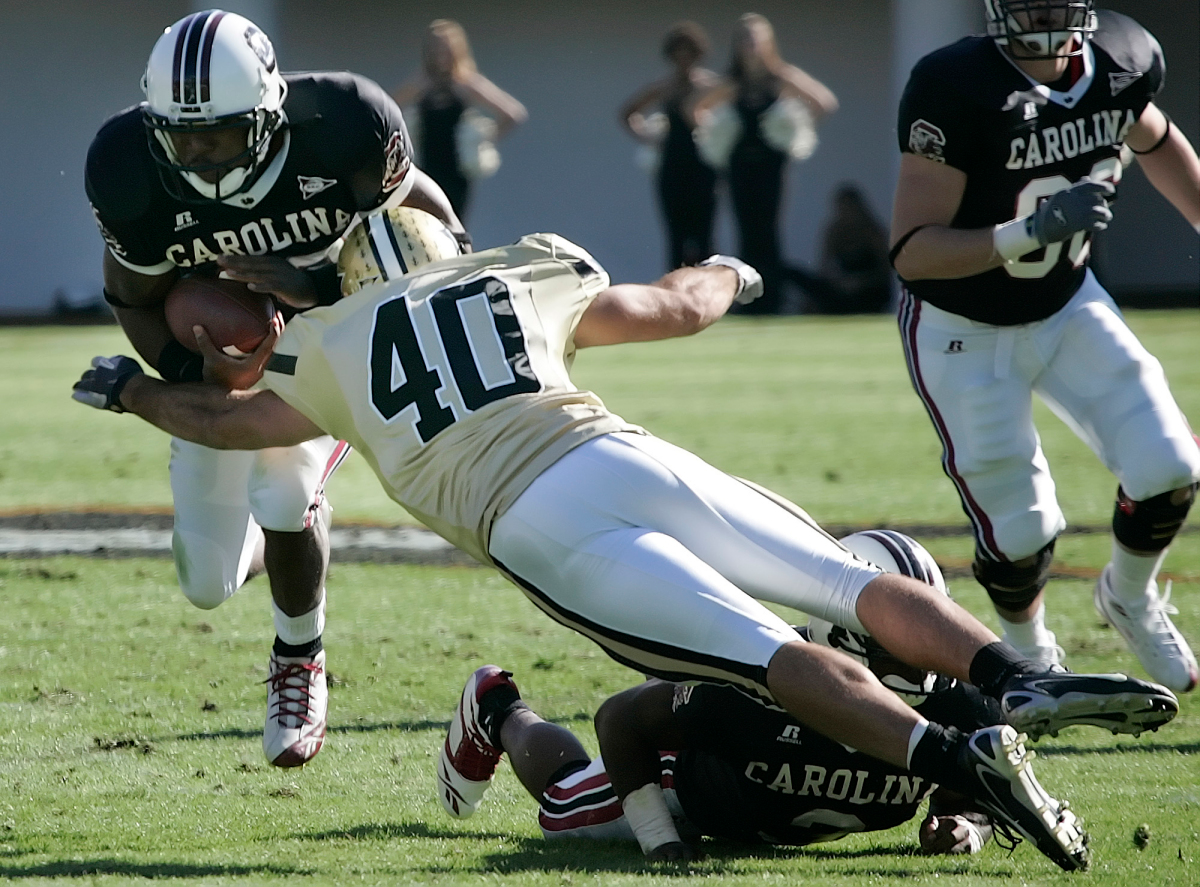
[973,540,1055,612]
[173,530,240,609]
[1112,483,1197,553]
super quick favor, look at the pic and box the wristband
[962,817,986,854]
[699,254,763,305]
[992,216,1041,262]
[157,338,204,384]
[621,783,681,855]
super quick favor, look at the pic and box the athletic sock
[480,688,525,749]
[272,597,326,646]
[997,602,1050,649]
[1108,541,1168,604]
[970,641,1042,697]
[273,636,323,658]
[908,720,972,796]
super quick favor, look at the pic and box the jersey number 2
[1006,157,1122,279]
[369,277,540,441]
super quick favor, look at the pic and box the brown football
[164,276,276,355]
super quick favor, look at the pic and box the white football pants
[168,436,349,609]
[899,271,1200,562]
[488,432,881,699]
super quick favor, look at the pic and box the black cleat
[959,725,1089,872]
[1001,671,1178,740]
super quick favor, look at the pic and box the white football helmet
[337,207,463,296]
[984,0,1097,60]
[807,531,953,706]
[141,9,288,202]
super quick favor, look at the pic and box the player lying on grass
[440,532,1002,862]
[74,207,1181,871]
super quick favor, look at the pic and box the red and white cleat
[263,649,328,767]
[437,665,517,818]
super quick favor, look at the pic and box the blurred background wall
[0,0,1194,316]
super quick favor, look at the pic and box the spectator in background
[620,22,720,271]
[392,20,527,220]
[694,13,839,314]
[791,183,893,315]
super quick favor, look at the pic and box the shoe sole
[1094,583,1199,693]
[969,728,1089,871]
[1005,688,1178,739]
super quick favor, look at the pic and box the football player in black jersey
[431,534,1063,865]
[84,9,466,768]
[889,1,1200,690]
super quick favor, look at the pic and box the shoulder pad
[1092,10,1165,82]
[85,106,157,221]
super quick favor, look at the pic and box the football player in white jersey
[75,207,1183,872]
[890,1,1200,688]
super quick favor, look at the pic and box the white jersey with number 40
[261,234,641,564]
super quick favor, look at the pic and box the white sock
[1108,540,1167,604]
[997,602,1050,648]
[272,596,326,646]
[906,718,930,769]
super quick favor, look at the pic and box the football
[164,276,276,355]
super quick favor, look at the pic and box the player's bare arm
[593,681,696,862]
[889,154,1003,280]
[1127,103,1200,229]
[574,261,754,348]
[103,251,181,368]
[395,167,469,244]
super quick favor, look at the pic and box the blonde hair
[729,13,785,82]
[423,19,477,81]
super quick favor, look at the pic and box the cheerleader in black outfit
[392,20,527,221]
[695,14,838,314]
[620,22,720,270]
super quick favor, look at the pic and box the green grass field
[1,313,1198,885]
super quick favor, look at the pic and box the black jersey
[86,71,414,291]
[669,680,998,845]
[896,11,1163,325]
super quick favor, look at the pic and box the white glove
[700,255,764,305]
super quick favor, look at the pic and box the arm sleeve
[349,74,417,210]
[896,60,976,172]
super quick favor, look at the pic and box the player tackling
[74,207,1182,871]
[84,9,465,767]
[889,0,1200,687]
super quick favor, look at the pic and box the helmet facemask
[144,107,283,203]
[985,0,1097,61]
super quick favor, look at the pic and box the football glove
[1030,180,1114,245]
[700,254,764,305]
[72,355,144,413]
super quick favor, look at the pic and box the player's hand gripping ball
[164,276,277,355]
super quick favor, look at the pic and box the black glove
[72,355,144,413]
[1030,180,1114,245]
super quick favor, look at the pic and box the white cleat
[1095,566,1198,693]
[959,725,1089,872]
[437,665,516,819]
[263,649,328,767]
